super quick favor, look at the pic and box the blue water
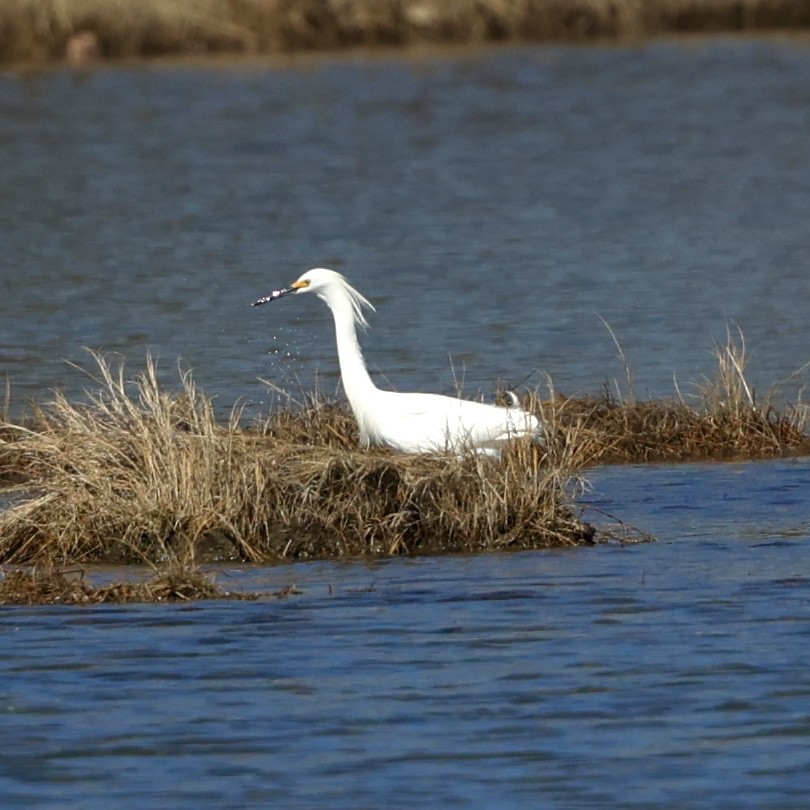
[1,39,809,414]
[2,464,810,809]
[2,37,810,808]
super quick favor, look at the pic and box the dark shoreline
[2,0,809,69]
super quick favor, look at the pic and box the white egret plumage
[253,268,544,456]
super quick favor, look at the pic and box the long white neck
[322,289,379,414]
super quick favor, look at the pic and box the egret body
[253,268,544,456]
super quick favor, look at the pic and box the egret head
[252,267,320,305]
[252,268,375,328]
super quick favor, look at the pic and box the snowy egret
[252,268,544,456]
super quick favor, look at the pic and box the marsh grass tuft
[0,563,256,605]
[1,331,807,566]
[561,325,810,464]
[0,352,594,565]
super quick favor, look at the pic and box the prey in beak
[251,279,310,307]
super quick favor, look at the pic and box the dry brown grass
[0,563,256,605]
[557,325,810,463]
[1,330,807,566]
[0,352,595,565]
[2,0,808,66]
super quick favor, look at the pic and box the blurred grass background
[2,0,809,67]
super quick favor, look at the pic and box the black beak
[251,285,297,307]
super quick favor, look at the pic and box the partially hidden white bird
[252,268,544,456]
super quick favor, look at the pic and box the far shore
[1,0,809,70]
